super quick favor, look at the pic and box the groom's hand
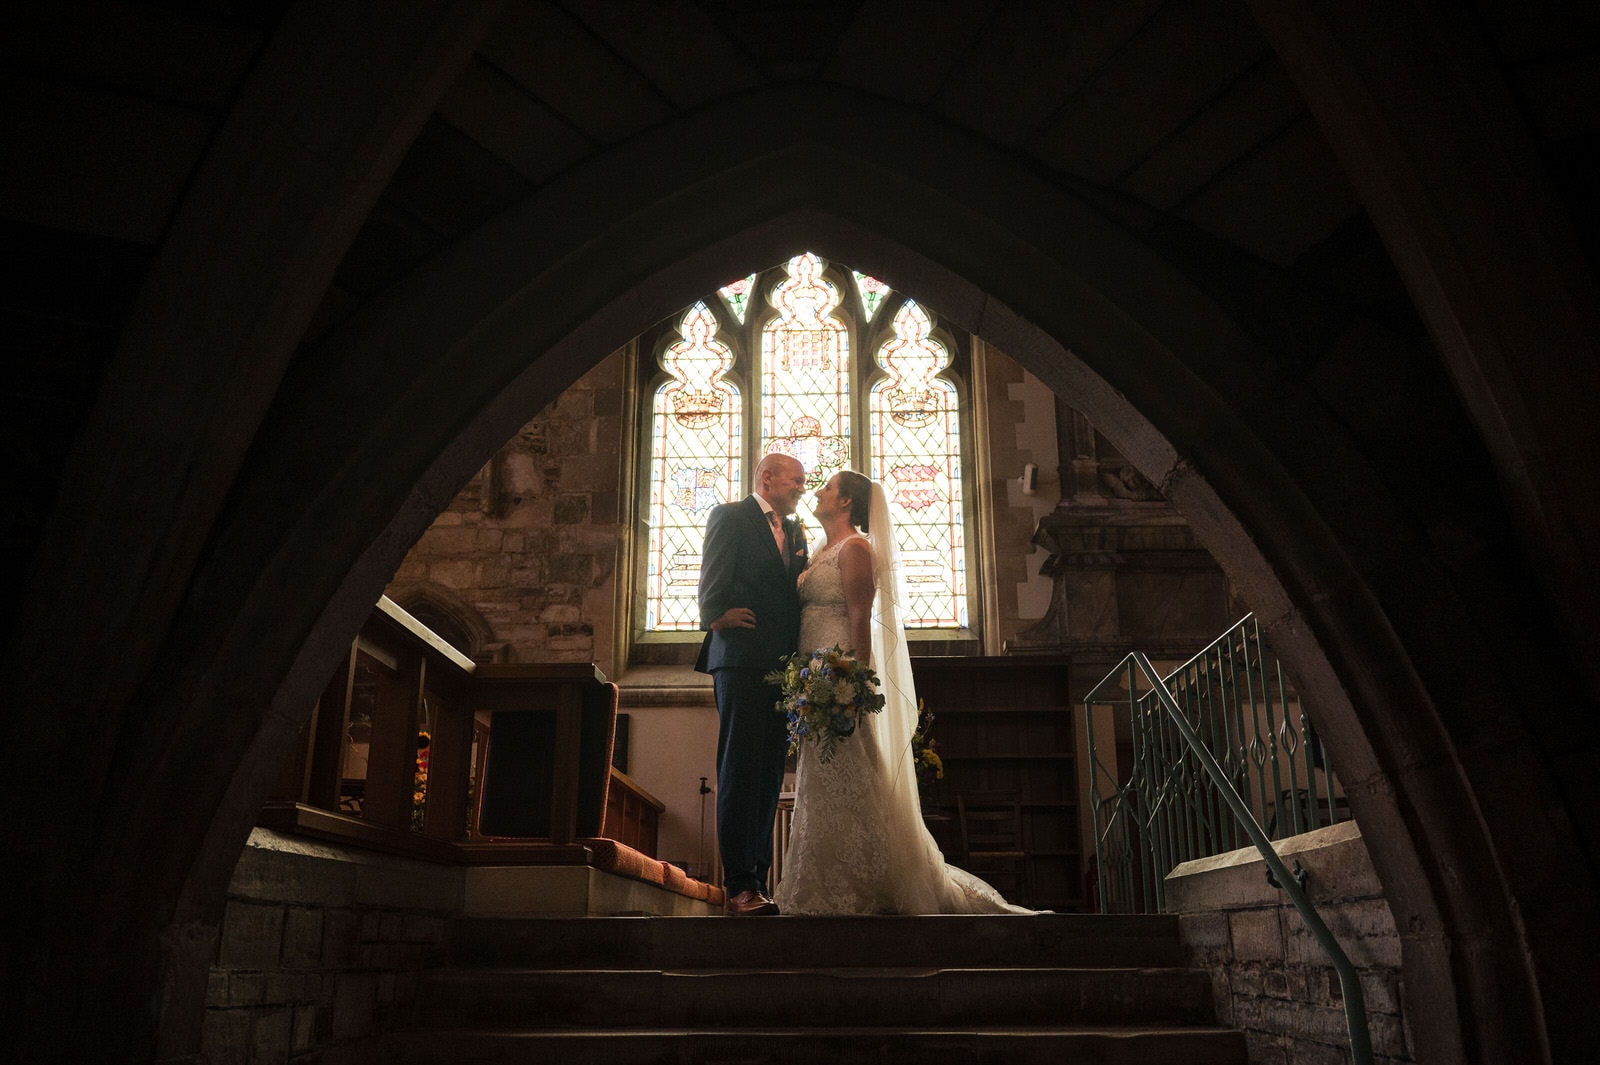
[710,607,757,631]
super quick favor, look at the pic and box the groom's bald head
[756,452,806,515]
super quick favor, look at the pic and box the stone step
[450,913,1184,970]
[403,913,1247,1065]
[363,1025,1249,1065]
[417,965,1217,1029]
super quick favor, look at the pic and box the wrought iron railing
[1083,615,1369,1065]
[1083,614,1349,913]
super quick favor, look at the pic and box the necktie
[768,511,786,554]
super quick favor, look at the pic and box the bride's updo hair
[836,469,872,531]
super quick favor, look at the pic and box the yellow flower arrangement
[911,700,944,781]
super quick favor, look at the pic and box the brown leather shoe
[725,889,780,916]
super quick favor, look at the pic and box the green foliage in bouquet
[766,644,887,763]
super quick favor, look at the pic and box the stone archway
[5,23,1593,1065]
[187,194,1542,1065]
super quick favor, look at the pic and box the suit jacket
[694,495,807,674]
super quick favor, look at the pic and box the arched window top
[763,253,852,493]
[640,252,970,635]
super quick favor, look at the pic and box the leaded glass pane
[762,253,851,536]
[869,300,966,628]
[647,302,741,630]
[852,270,891,321]
[718,274,757,324]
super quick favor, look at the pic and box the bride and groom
[696,452,1034,916]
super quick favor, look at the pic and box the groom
[696,451,808,915]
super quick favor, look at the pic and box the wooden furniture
[956,792,1035,907]
[606,767,666,857]
[911,655,1081,910]
[473,663,616,844]
[266,598,655,855]
[269,595,480,842]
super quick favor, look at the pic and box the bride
[774,469,1037,916]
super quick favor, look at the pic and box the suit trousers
[713,666,790,897]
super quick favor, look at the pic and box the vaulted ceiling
[5,0,1597,601]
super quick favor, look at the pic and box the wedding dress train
[774,517,1036,916]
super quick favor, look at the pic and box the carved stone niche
[1009,405,1233,661]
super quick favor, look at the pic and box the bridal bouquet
[766,645,887,763]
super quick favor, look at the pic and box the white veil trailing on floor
[863,482,1035,915]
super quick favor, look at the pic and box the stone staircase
[365,913,1247,1064]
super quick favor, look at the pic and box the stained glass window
[762,253,851,523]
[643,255,969,634]
[646,302,741,630]
[718,274,757,324]
[869,300,966,627]
[853,270,891,321]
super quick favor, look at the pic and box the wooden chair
[956,792,1034,906]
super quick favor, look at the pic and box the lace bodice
[797,535,859,654]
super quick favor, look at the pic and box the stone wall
[386,349,628,675]
[201,829,462,1064]
[1165,821,1414,1065]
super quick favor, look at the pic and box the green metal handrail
[1083,616,1370,1065]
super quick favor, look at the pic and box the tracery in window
[718,274,756,324]
[853,269,890,321]
[646,301,741,630]
[762,253,851,498]
[870,300,966,627]
[640,254,971,636]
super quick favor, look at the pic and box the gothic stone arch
[4,20,1594,1065]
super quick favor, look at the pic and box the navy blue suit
[696,495,807,896]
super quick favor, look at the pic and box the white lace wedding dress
[774,533,1036,916]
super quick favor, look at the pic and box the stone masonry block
[559,453,616,487]
[1288,898,1401,968]
[402,913,445,944]
[553,494,588,524]
[426,559,476,588]
[264,971,307,1006]
[228,972,265,1006]
[206,968,230,1007]
[1231,962,1265,998]
[323,909,360,969]
[201,1008,252,1065]
[1360,969,1403,1015]
[228,844,356,907]
[332,973,377,1040]
[478,556,509,589]
[219,901,282,970]
[1230,907,1284,961]
[418,526,479,556]
[280,907,323,968]
[1288,1037,1348,1065]
[1369,1011,1412,1059]
[1179,910,1230,957]
[1285,964,1310,1002]
[293,1004,318,1053]
[1262,968,1289,999]
[253,1007,292,1063]
[1243,1029,1289,1065]
[1300,1002,1357,1045]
